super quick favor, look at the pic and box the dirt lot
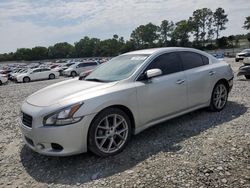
[0,58,249,188]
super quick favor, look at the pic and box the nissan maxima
[19,47,234,157]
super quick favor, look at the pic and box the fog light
[37,144,45,150]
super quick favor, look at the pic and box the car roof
[125,47,208,55]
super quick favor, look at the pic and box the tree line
[1,7,250,62]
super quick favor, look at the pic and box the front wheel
[23,77,30,83]
[71,71,77,77]
[88,108,131,157]
[245,75,250,79]
[209,82,228,112]
[49,74,55,79]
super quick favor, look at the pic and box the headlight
[44,102,83,126]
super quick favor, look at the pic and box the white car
[0,74,8,85]
[235,49,250,62]
[63,61,99,77]
[19,47,233,157]
[16,68,59,83]
[53,62,76,76]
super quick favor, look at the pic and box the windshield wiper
[84,78,107,82]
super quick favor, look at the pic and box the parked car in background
[237,54,250,79]
[19,47,233,157]
[79,69,94,80]
[0,74,8,85]
[235,49,250,62]
[63,61,99,77]
[53,62,76,76]
[16,68,59,83]
[0,69,12,79]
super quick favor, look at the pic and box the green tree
[31,46,48,60]
[159,20,174,46]
[189,8,213,46]
[75,37,100,57]
[213,7,228,39]
[216,36,228,48]
[243,16,250,30]
[172,20,191,47]
[15,48,32,60]
[131,23,159,49]
[48,42,75,59]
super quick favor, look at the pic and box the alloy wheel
[94,114,129,154]
[213,84,228,110]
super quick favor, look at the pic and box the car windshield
[85,54,149,82]
[242,49,250,53]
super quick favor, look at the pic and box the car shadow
[20,101,247,185]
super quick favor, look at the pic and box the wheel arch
[88,104,136,137]
[214,78,230,92]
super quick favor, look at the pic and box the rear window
[201,55,209,65]
[179,52,205,70]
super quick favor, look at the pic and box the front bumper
[19,106,96,156]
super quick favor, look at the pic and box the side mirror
[145,69,162,79]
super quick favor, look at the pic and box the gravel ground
[0,58,249,188]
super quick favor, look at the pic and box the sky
[0,0,249,53]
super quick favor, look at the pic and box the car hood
[26,79,117,107]
[17,73,28,77]
[64,68,73,72]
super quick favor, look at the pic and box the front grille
[22,112,33,128]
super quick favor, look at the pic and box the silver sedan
[19,47,234,157]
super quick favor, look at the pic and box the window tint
[79,62,97,67]
[180,52,204,70]
[32,69,41,73]
[146,52,182,75]
[201,55,209,65]
[41,68,50,72]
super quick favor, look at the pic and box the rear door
[40,68,50,79]
[179,51,212,108]
[31,69,42,80]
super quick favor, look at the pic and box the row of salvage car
[0,58,109,85]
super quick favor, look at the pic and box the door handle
[176,79,185,84]
[209,71,215,76]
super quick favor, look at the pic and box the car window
[201,55,209,65]
[32,69,41,73]
[146,52,182,75]
[179,51,204,70]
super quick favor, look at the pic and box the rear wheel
[0,81,2,85]
[71,71,77,77]
[23,77,30,83]
[88,108,131,157]
[209,82,228,111]
[49,74,55,79]
[245,75,250,79]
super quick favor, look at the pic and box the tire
[71,71,77,77]
[49,74,55,79]
[0,81,2,85]
[23,77,30,83]
[245,75,250,79]
[88,108,132,157]
[209,81,229,112]
[235,59,239,62]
